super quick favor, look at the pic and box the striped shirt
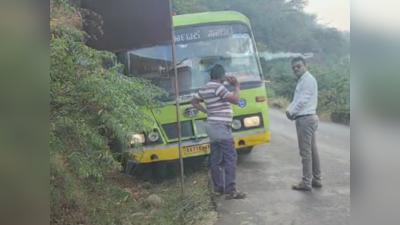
[197,81,233,124]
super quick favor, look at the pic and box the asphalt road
[213,108,350,225]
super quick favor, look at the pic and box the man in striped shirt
[191,64,246,200]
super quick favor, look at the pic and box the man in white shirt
[286,56,322,191]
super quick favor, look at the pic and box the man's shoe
[312,180,322,188]
[291,183,312,191]
[211,190,222,196]
[225,191,247,200]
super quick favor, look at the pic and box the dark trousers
[205,122,237,194]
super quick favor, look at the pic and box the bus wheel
[152,161,168,181]
[239,147,253,154]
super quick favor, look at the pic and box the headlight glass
[147,132,160,142]
[244,116,260,127]
[231,119,242,129]
[130,133,145,145]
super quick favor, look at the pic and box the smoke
[259,51,313,61]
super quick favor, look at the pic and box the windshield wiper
[176,57,189,67]
[162,57,189,77]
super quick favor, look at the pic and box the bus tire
[239,146,253,154]
[152,161,168,181]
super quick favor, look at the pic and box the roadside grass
[267,96,290,112]
[51,152,217,225]
[146,171,217,225]
[317,110,332,122]
[267,96,350,125]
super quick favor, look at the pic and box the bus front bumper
[123,128,270,164]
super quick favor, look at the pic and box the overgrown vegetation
[51,163,216,225]
[50,0,215,224]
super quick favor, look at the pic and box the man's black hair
[210,64,226,80]
[291,56,306,66]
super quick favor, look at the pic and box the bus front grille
[162,121,194,140]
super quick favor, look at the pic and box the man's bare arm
[190,97,207,114]
[222,85,240,104]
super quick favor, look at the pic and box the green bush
[50,0,176,224]
[50,0,167,181]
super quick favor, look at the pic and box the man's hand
[222,76,241,104]
[226,75,240,87]
[286,110,294,121]
[191,97,207,114]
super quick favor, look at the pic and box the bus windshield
[117,23,262,102]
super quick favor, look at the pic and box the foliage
[311,58,350,114]
[264,58,297,99]
[173,0,207,14]
[312,27,350,57]
[267,96,290,110]
[51,153,215,225]
[288,0,309,11]
[145,172,217,225]
[50,0,167,180]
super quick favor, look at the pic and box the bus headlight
[147,132,160,142]
[232,119,242,130]
[244,116,260,127]
[130,133,145,145]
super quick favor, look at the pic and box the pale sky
[304,0,350,31]
[350,0,400,32]
[305,0,400,32]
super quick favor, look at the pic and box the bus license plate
[183,144,210,155]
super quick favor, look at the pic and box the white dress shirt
[287,71,318,117]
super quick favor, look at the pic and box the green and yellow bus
[116,11,270,169]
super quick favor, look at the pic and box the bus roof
[172,11,250,27]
